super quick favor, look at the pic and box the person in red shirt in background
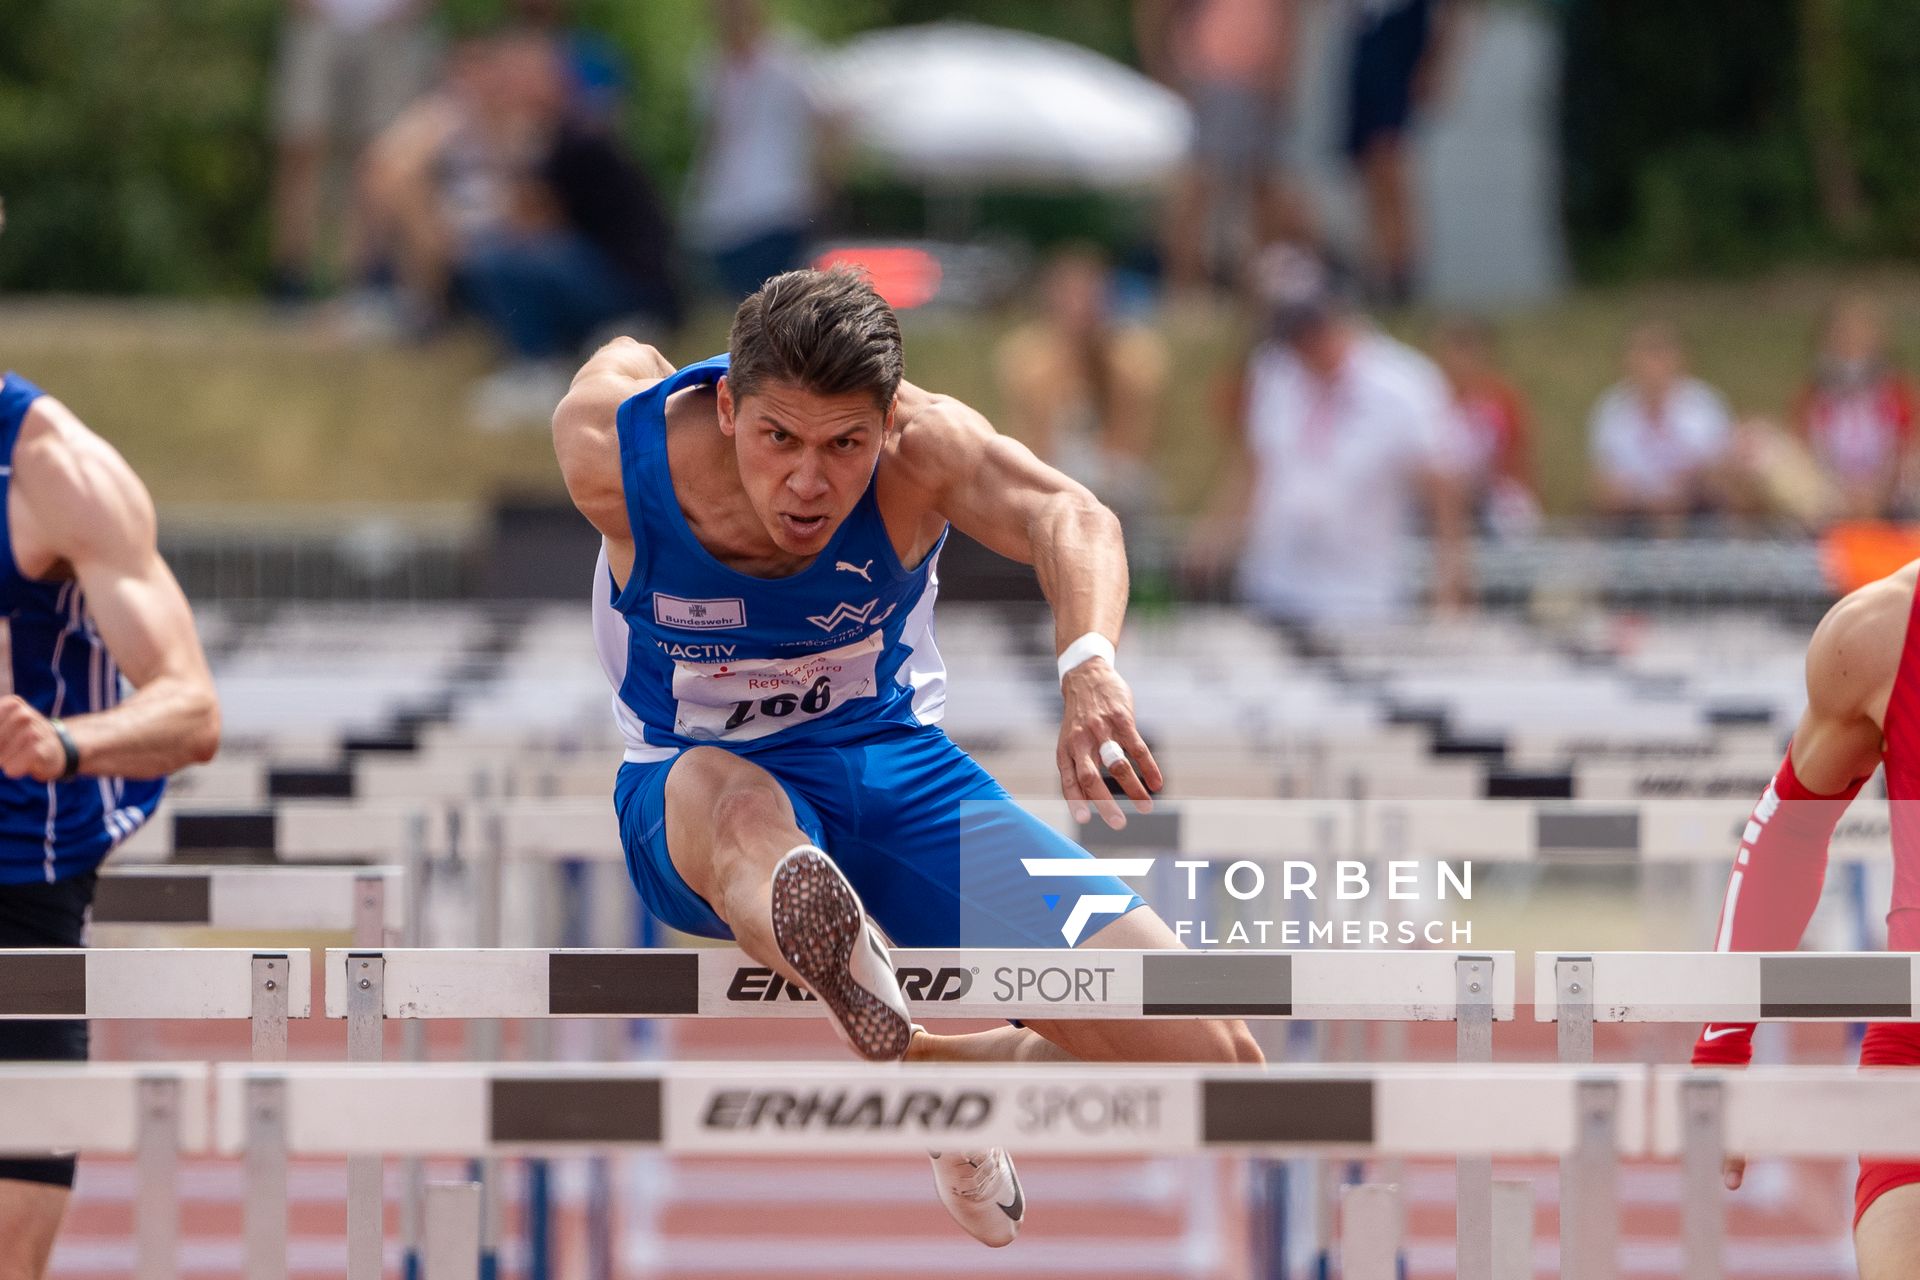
[1434,315,1541,535]
[1796,294,1916,519]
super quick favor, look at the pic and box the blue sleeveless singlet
[0,374,166,884]
[592,355,948,762]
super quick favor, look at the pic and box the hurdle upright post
[243,1075,290,1280]
[475,806,511,1280]
[1490,1179,1532,1280]
[1339,1183,1401,1280]
[1556,957,1595,1064]
[423,1181,484,1280]
[354,871,389,948]
[1561,1077,1620,1280]
[1455,956,1495,1280]
[394,815,429,1280]
[251,953,290,1061]
[1679,1076,1726,1280]
[346,953,386,1280]
[133,1074,180,1280]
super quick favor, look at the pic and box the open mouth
[781,513,830,539]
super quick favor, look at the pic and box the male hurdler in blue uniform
[554,269,1261,1246]
[0,372,220,1278]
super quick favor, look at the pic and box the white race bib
[671,631,884,742]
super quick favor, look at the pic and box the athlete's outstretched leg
[661,747,911,1060]
[1857,1183,1920,1280]
[0,1179,67,1280]
[661,747,811,987]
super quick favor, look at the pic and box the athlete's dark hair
[727,268,903,410]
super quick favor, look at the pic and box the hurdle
[0,1063,208,1280]
[323,946,1513,1278]
[114,799,441,866]
[94,863,404,942]
[0,947,311,1058]
[1650,1065,1920,1280]
[1537,950,1920,1063]
[322,945,1515,1025]
[212,1059,1643,1280]
[1537,950,1920,1280]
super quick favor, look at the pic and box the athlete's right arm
[551,339,675,542]
[1693,574,1900,1186]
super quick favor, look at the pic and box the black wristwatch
[49,717,80,781]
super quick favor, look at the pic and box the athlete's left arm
[0,399,219,781]
[890,385,1161,828]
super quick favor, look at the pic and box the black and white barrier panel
[213,1061,1643,1280]
[0,948,309,1059]
[0,1064,208,1280]
[114,800,440,865]
[323,947,1514,1025]
[1537,951,1920,1063]
[1652,1066,1920,1280]
[1365,799,1891,865]
[94,864,404,940]
[475,795,1894,865]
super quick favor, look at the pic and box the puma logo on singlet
[836,559,874,582]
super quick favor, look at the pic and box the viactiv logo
[1022,857,1155,944]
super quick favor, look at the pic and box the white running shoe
[769,845,913,1061]
[929,1148,1025,1247]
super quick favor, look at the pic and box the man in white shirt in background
[1189,246,1472,624]
[685,0,827,299]
[1589,320,1734,534]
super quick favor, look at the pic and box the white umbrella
[815,22,1191,191]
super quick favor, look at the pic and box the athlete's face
[718,376,893,556]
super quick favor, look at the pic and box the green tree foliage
[1562,0,1920,277]
[0,0,278,293]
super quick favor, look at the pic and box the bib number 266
[724,675,832,732]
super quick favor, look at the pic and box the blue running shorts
[614,723,1144,949]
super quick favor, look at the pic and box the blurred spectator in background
[1136,0,1305,301]
[996,248,1169,529]
[270,0,439,301]
[1186,246,1471,623]
[1794,294,1915,519]
[1343,0,1461,304]
[1589,320,1734,533]
[685,0,827,300]
[359,36,680,425]
[1433,315,1540,535]
[504,0,627,128]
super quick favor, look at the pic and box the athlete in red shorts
[1692,559,1920,1276]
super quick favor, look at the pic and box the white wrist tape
[1056,632,1117,685]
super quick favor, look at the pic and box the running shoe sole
[770,847,912,1061]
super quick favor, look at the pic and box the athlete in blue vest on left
[555,268,1262,1249]
[0,372,220,1279]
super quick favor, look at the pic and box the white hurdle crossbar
[324,946,1515,1024]
[0,948,311,1059]
[211,1059,1641,1280]
[0,1063,209,1280]
[94,864,403,940]
[1537,951,1920,1063]
[114,800,441,865]
[469,795,1898,869]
